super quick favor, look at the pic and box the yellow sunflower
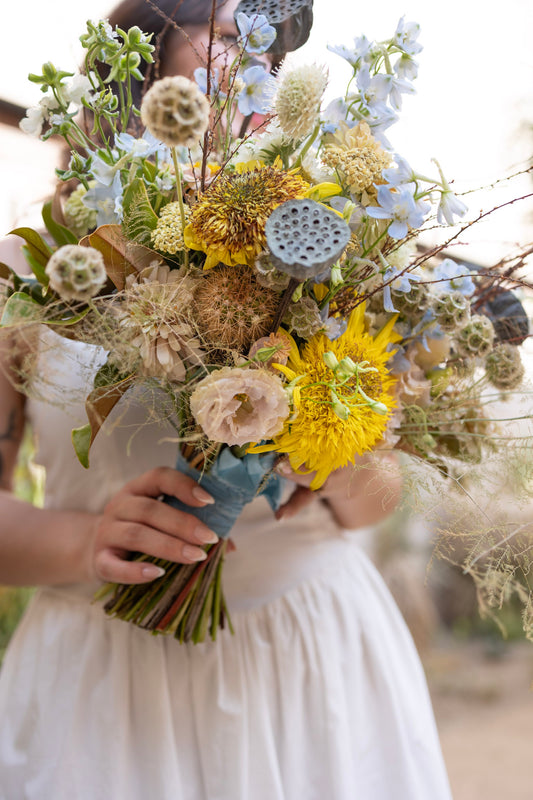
[249,304,398,489]
[183,161,309,269]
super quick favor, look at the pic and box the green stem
[171,146,189,271]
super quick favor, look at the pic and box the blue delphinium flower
[433,258,475,296]
[237,65,273,116]
[437,189,468,225]
[236,13,276,55]
[82,172,123,226]
[367,185,429,239]
[394,16,423,56]
[382,267,418,313]
[193,67,223,98]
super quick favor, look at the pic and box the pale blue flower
[90,152,119,187]
[433,258,475,296]
[382,266,418,312]
[327,34,372,68]
[237,65,273,116]
[115,131,168,160]
[356,67,390,116]
[236,12,276,55]
[194,67,223,97]
[82,172,123,226]
[382,155,415,186]
[367,184,428,239]
[382,73,416,111]
[394,17,423,56]
[437,189,468,225]
[394,54,419,81]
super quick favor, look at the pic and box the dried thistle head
[192,266,280,354]
[274,63,328,141]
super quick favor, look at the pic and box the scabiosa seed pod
[485,343,525,390]
[45,244,107,302]
[283,296,323,338]
[274,63,327,141]
[254,252,291,291]
[390,281,430,322]
[432,291,471,333]
[140,76,210,148]
[455,314,495,358]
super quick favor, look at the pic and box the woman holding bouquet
[0,1,453,798]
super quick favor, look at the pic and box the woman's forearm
[324,453,402,529]
[0,491,95,586]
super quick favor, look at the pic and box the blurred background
[1,2,533,798]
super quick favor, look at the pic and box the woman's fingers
[275,485,315,520]
[94,518,210,583]
[122,466,215,507]
[94,547,168,585]
[105,494,218,546]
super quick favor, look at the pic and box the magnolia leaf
[0,262,16,282]
[73,375,135,467]
[0,292,42,326]
[42,201,78,247]
[8,227,52,283]
[79,224,157,290]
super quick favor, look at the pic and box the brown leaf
[80,225,157,290]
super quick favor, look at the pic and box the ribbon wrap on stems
[164,448,285,536]
[99,448,286,642]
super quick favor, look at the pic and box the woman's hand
[89,466,218,585]
[275,452,402,529]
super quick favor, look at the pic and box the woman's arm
[0,345,219,587]
[275,452,402,529]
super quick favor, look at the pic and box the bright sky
[1,0,532,263]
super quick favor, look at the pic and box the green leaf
[21,247,48,285]
[9,227,52,283]
[0,292,42,327]
[47,306,91,327]
[41,201,78,247]
[72,424,92,469]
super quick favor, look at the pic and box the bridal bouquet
[4,3,530,641]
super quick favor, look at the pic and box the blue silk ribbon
[164,449,285,539]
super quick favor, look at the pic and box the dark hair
[107,0,224,106]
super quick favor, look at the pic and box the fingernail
[194,525,219,545]
[183,545,208,562]
[276,461,292,476]
[142,565,166,579]
[192,486,215,504]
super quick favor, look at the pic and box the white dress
[0,337,452,799]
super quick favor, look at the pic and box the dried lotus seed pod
[265,198,350,280]
[234,0,313,56]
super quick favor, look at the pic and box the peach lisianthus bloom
[189,366,290,447]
